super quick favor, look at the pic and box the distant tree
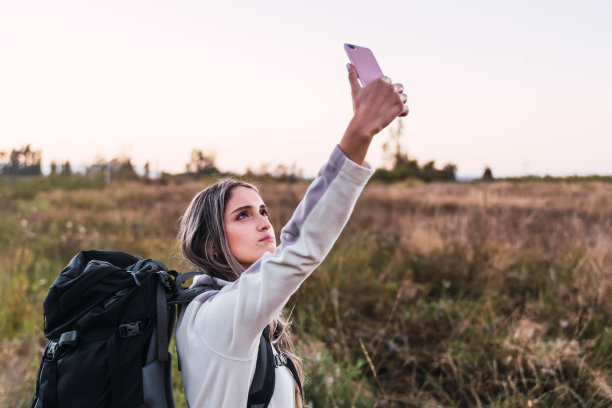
[482,166,494,181]
[144,161,150,180]
[257,163,270,178]
[0,151,6,171]
[50,161,58,175]
[422,161,436,182]
[86,155,138,181]
[381,118,405,169]
[110,156,138,180]
[441,164,457,181]
[272,162,300,182]
[61,161,72,176]
[373,120,456,183]
[0,144,42,176]
[185,149,217,174]
[88,156,107,172]
[273,164,288,178]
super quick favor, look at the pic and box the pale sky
[1,0,611,178]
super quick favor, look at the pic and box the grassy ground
[1,176,611,407]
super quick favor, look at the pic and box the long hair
[178,178,304,406]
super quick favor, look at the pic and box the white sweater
[176,145,373,407]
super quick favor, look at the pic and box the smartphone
[344,43,384,87]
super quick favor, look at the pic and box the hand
[338,64,408,165]
[347,63,408,138]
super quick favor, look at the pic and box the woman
[176,64,408,407]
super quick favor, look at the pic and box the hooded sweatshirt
[176,145,373,407]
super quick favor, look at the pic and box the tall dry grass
[294,181,612,407]
[1,177,611,407]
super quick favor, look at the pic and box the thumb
[347,63,361,96]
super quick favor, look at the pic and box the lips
[259,235,275,243]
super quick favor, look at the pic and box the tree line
[1,128,463,184]
[0,145,198,181]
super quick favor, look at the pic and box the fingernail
[346,63,352,72]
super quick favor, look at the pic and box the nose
[257,214,271,231]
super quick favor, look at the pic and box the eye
[236,210,248,220]
[260,208,270,218]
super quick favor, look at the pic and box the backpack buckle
[157,271,172,290]
[274,353,288,368]
[45,341,59,361]
[127,271,142,287]
[119,321,142,338]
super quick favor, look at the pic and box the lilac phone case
[344,43,384,87]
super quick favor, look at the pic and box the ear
[211,245,223,260]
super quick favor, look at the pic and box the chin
[242,250,275,268]
[260,246,275,257]
[258,248,274,258]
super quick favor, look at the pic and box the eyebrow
[230,204,267,215]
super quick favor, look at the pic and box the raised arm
[185,65,408,356]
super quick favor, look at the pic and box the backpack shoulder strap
[285,355,304,407]
[246,326,305,407]
[174,271,202,287]
[247,326,276,407]
[168,272,221,306]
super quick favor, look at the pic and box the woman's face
[223,186,276,268]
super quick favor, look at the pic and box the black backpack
[30,250,303,408]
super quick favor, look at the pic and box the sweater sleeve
[186,145,373,357]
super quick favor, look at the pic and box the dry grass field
[1,176,611,407]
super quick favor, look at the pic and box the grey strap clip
[59,330,78,347]
[119,321,142,338]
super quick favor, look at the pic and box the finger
[400,93,407,103]
[399,104,409,117]
[347,64,361,95]
[394,83,404,93]
[382,76,392,84]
